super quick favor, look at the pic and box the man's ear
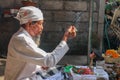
[25,22,31,27]
[28,20,32,25]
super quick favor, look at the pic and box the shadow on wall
[0,17,20,58]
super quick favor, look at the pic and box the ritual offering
[103,49,120,63]
[72,66,93,75]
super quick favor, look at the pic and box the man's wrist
[62,36,68,42]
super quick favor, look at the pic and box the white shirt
[4,27,69,80]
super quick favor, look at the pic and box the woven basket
[104,56,120,63]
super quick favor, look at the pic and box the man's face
[29,20,44,37]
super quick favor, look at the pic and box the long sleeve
[8,33,69,67]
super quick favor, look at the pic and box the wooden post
[88,0,93,65]
[98,0,105,52]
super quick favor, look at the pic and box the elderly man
[4,6,76,80]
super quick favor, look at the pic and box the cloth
[18,66,64,80]
[4,27,69,80]
[15,6,43,24]
[30,66,64,80]
[44,72,64,80]
[35,66,63,79]
[30,72,64,80]
[94,68,109,80]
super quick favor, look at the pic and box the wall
[0,0,105,64]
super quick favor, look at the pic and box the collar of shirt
[20,27,33,39]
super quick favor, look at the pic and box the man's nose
[41,25,43,30]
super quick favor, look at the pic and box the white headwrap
[15,6,43,24]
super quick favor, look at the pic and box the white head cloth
[15,6,43,24]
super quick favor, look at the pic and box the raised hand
[62,26,77,42]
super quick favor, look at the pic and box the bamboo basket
[104,56,120,63]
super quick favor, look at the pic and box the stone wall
[38,0,104,55]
